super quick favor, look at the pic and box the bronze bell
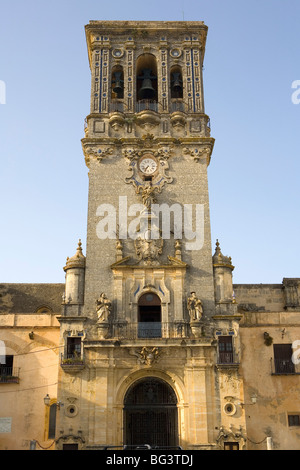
[112,71,124,97]
[138,69,156,99]
[171,72,183,96]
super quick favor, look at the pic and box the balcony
[60,353,85,372]
[216,352,240,370]
[112,322,189,340]
[0,367,20,384]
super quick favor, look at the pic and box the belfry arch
[123,377,179,447]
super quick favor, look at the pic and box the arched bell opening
[123,377,179,448]
[170,65,184,112]
[136,54,158,110]
[138,292,161,338]
[170,65,183,99]
[111,65,124,111]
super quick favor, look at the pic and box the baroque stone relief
[128,347,161,366]
[183,146,211,164]
[124,144,173,194]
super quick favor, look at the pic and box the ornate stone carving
[183,146,211,164]
[187,292,203,321]
[140,182,157,209]
[138,347,160,365]
[84,147,113,166]
[124,147,173,194]
[283,278,300,310]
[216,425,246,450]
[134,235,163,266]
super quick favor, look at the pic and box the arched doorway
[138,293,161,338]
[124,377,178,447]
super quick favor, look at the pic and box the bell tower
[57,21,246,451]
[81,21,215,321]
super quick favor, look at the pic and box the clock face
[139,157,158,175]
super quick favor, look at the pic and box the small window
[35,306,53,314]
[224,442,239,450]
[288,414,300,427]
[273,344,295,374]
[63,443,79,450]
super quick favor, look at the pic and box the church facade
[0,21,300,451]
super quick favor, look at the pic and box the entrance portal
[124,377,178,447]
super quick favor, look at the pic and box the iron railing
[217,352,240,366]
[271,358,296,375]
[170,100,186,113]
[0,367,20,383]
[136,100,158,113]
[110,100,125,113]
[112,322,189,340]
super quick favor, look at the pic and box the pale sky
[0,0,299,284]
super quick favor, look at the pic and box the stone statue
[187,292,203,321]
[96,293,112,322]
[140,182,157,210]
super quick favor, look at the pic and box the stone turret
[213,240,235,306]
[63,240,86,308]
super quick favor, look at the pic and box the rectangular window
[218,336,234,364]
[67,337,82,359]
[273,344,295,374]
[288,414,300,427]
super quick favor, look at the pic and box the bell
[171,73,183,94]
[138,69,156,100]
[112,72,124,97]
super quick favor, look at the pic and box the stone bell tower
[57,21,246,451]
[82,21,215,322]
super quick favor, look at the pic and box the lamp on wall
[239,394,257,407]
[44,394,62,409]
[44,394,51,406]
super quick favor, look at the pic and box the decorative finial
[76,239,83,256]
[215,239,221,256]
[63,239,85,271]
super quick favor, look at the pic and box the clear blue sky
[0,0,299,284]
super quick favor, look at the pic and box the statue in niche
[96,293,112,322]
[187,292,203,321]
